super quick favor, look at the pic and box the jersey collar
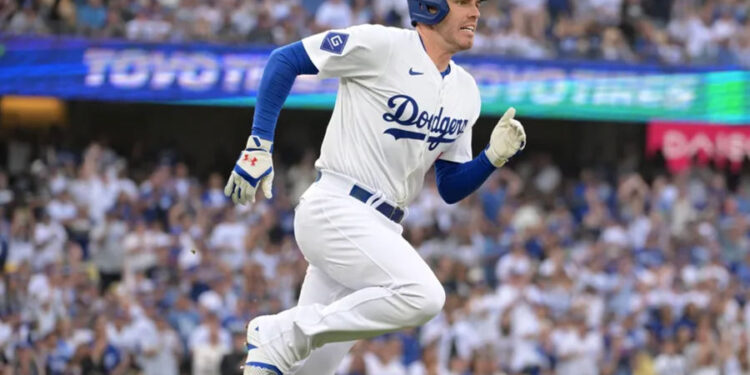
[416,32,452,79]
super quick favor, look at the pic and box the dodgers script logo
[382,94,468,150]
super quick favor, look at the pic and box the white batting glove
[485,107,526,168]
[224,135,274,205]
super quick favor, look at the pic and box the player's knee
[406,278,445,324]
[421,281,446,320]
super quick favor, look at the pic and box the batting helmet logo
[408,0,450,26]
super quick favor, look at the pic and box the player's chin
[457,38,474,51]
[458,29,475,47]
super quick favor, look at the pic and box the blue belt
[348,185,405,223]
[315,171,404,223]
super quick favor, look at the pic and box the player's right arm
[224,25,393,205]
[224,41,318,205]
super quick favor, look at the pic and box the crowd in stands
[2,132,750,375]
[1,0,750,67]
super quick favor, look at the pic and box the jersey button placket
[424,78,444,154]
[429,77,448,153]
[404,76,441,203]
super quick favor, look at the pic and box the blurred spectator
[219,329,245,375]
[5,126,750,374]
[138,315,182,375]
[654,339,687,375]
[126,9,171,41]
[80,316,132,374]
[7,4,48,35]
[3,0,750,67]
[191,313,230,375]
[0,0,19,30]
[32,210,67,271]
[9,341,46,375]
[600,27,636,61]
[351,0,373,24]
[98,9,127,38]
[508,0,547,41]
[90,209,128,294]
[77,0,108,35]
[315,0,352,30]
[246,9,275,44]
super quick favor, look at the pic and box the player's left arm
[434,107,526,204]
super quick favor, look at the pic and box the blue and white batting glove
[224,135,274,205]
[485,107,526,168]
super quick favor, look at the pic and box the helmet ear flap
[408,0,450,26]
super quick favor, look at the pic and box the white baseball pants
[255,170,446,375]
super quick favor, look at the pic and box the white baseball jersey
[301,24,482,207]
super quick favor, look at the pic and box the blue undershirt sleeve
[250,41,319,142]
[434,150,496,204]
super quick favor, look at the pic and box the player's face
[434,0,482,52]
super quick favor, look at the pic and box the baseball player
[223,0,526,374]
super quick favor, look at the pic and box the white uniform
[254,24,481,375]
[303,24,480,206]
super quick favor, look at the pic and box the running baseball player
[223,0,526,374]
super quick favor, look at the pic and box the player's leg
[288,265,356,375]
[247,181,445,374]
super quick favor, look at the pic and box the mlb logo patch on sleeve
[320,32,349,55]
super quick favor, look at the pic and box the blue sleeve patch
[320,32,349,55]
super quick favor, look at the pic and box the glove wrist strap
[246,135,274,153]
[485,148,507,168]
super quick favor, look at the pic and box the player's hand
[224,135,274,205]
[485,107,526,168]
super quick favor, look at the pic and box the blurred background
[1,0,750,375]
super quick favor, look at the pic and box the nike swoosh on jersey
[408,68,424,76]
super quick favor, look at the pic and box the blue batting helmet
[408,0,450,26]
